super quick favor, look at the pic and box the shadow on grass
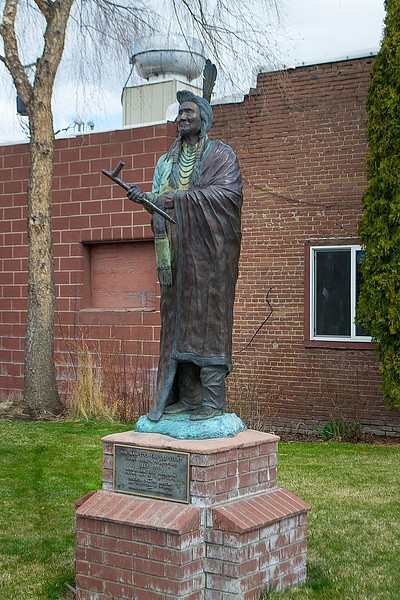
[306,562,332,592]
[260,562,332,598]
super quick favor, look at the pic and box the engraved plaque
[113,444,190,503]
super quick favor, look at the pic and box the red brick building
[1,55,400,435]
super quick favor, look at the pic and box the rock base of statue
[75,429,310,599]
[134,411,247,439]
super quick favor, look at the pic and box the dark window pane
[315,250,351,336]
[355,249,368,336]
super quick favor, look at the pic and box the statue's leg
[163,362,201,414]
[190,365,226,420]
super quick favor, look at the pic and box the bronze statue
[127,90,243,422]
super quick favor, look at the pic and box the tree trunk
[23,96,64,419]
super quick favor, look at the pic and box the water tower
[122,34,206,127]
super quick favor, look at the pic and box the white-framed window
[309,244,371,342]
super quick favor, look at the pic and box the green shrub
[315,419,365,443]
[357,0,400,409]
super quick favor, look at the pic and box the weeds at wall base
[314,418,368,443]
[227,356,277,433]
[61,334,155,423]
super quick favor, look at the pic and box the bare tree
[0,0,280,419]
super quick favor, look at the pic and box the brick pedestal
[75,430,310,599]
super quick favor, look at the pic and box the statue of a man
[128,90,243,422]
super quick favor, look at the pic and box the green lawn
[0,420,131,600]
[0,421,399,600]
[264,442,400,600]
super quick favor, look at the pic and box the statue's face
[177,101,201,141]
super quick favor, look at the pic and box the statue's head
[176,90,213,136]
[168,90,212,188]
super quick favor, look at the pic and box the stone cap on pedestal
[102,429,279,454]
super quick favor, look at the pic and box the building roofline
[212,49,379,107]
[282,47,378,71]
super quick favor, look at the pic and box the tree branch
[0,0,32,102]
[34,0,74,99]
[33,0,53,21]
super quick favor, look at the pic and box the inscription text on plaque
[113,444,190,503]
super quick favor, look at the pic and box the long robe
[147,138,243,421]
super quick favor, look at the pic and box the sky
[0,0,385,144]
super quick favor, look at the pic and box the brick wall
[211,57,400,435]
[0,124,176,409]
[1,56,400,434]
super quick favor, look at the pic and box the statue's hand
[127,184,144,203]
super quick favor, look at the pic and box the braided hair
[168,90,213,189]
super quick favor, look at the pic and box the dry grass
[227,357,276,432]
[65,336,154,423]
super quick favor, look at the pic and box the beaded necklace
[178,142,198,189]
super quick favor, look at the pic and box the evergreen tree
[358,0,400,408]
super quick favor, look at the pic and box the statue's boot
[164,362,201,415]
[163,400,193,414]
[189,406,222,420]
[190,365,227,421]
